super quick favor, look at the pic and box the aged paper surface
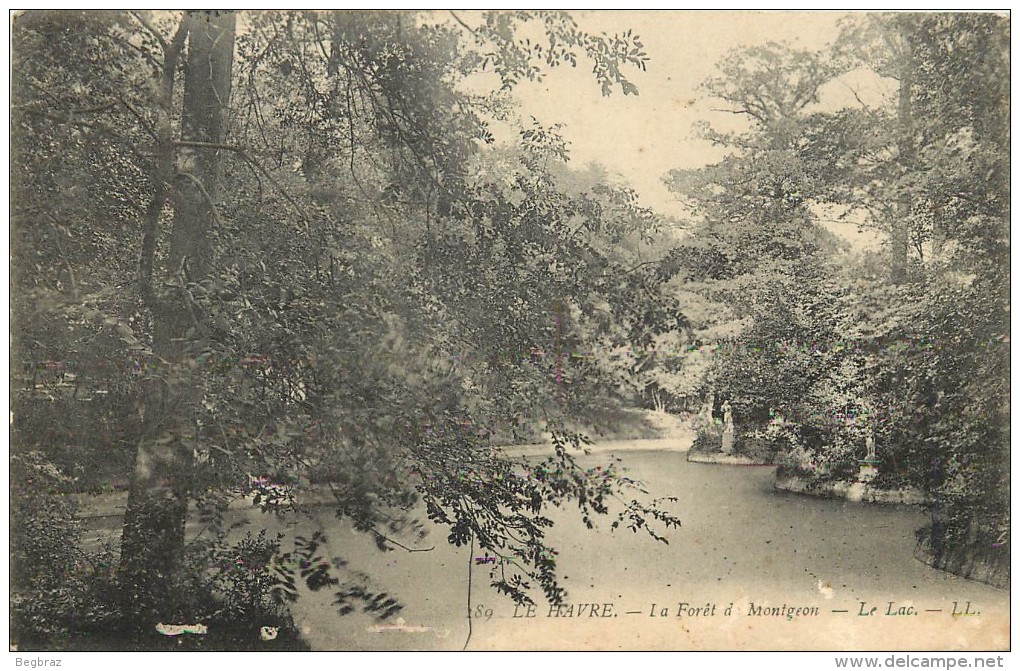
[444,14,1010,652]
[8,8,1009,658]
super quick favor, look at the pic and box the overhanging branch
[173,139,314,235]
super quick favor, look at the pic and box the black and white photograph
[7,8,1011,659]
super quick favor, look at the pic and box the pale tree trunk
[120,10,235,627]
[889,17,914,285]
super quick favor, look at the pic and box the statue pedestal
[721,426,735,454]
[857,459,880,484]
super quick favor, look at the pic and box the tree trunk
[119,10,235,628]
[890,18,914,284]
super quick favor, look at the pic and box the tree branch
[108,26,162,73]
[137,16,189,304]
[622,259,665,275]
[367,527,435,553]
[173,140,314,235]
[43,213,78,300]
[840,80,878,118]
[709,106,767,126]
[128,10,170,51]
[449,11,480,39]
[175,171,225,230]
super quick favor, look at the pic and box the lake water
[80,443,1009,650]
[273,446,1009,651]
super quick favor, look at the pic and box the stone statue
[858,430,879,483]
[720,400,734,454]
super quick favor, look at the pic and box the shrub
[690,422,723,454]
[10,452,310,651]
[10,452,121,648]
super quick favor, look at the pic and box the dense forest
[10,11,1009,650]
[667,13,1009,585]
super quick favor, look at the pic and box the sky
[449,10,893,248]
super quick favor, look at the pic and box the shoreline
[773,471,928,505]
[71,434,697,519]
[686,450,770,466]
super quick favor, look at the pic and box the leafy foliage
[10,453,115,648]
[11,9,683,649]
[667,14,1008,574]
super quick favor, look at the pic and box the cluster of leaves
[11,9,684,648]
[413,427,680,606]
[660,38,847,450]
[10,11,158,493]
[10,452,117,649]
[452,11,647,95]
[666,13,1008,565]
[821,14,1008,553]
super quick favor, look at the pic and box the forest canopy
[10,9,682,649]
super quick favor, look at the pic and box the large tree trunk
[120,10,235,628]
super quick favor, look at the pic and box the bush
[10,452,310,651]
[690,423,723,454]
[9,452,144,650]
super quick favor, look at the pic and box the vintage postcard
[8,9,1010,660]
